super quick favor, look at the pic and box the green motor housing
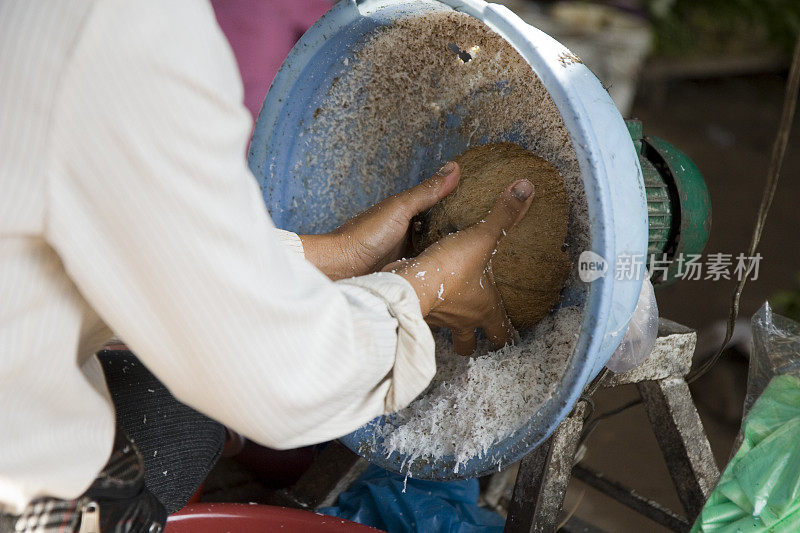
[626,120,712,285]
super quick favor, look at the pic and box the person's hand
[300,163,460,280]
[384,179,536,355]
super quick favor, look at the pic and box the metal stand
[272,319,720,532]
[505,403,587,532]
[506,319,720,532]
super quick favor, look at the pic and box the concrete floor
[563,71,800,531]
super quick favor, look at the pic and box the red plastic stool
[166,503,383,532]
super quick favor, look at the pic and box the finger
[451,327,477,356]
[482,302,515,350]
[400,161,461,215]
[481,179,535,241]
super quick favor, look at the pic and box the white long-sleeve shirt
[0,0,435,513]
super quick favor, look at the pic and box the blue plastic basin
[248,0,648,480]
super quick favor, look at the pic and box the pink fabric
[211,0,333,119]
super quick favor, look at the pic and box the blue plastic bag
[319,465,505,532]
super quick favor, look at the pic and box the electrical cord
[578,396,642,448]
[686,33,800,385]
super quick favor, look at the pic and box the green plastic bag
[693,304,800,532]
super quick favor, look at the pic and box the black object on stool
[98,351,226,514]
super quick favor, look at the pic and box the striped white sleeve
[339,273,436,411]
[273,229,305,258]
[44,0,434,449]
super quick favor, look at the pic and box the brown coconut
[416,143,571,330]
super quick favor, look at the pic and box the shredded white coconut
[379,305,582,471]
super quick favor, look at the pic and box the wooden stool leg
[506,403,586,533]
[637,378,720,520]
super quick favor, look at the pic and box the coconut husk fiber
[416,143,571,330]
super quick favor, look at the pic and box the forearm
[298,233,356,281]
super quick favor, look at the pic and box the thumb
[482,179,535,240]
[401,161,460,215]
